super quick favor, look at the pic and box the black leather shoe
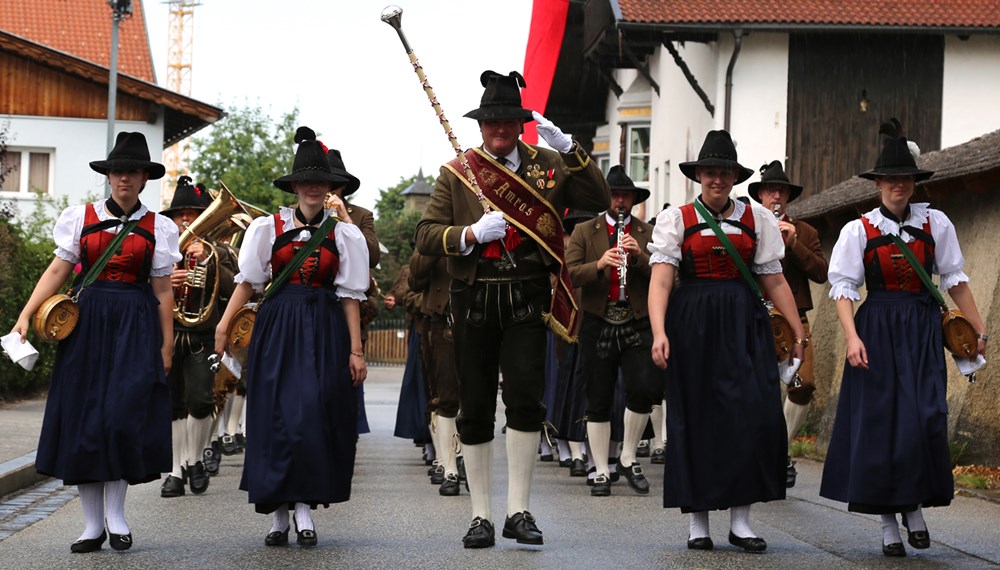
[439,473,460,496]
[786,456,797,488]
[586,467,596,486]
[264,527,289,547]
[901,512,930,549]
[109,531,132,551]
[70,531,106,553]
[296,528,317,547]
[687,536,713,550]
[570,458,587,477]
[637,440,650,457]
[462,517,495,548]
[607,460,620,482]
[728,531,766,552]
[618,462,650,494]
[503,511,543,545]
[540,453,554,462]
[559,458,572,468]
[160,474,185,498]
[650,447,666,464]
[220,434,239,455]
[203,446,220,476]
[883,542,906,557]
[430,464,445,485]
[234,432,246,451]
[189,461,209,494]
[591,474,611,497]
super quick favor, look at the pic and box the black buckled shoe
[439,473,460,496]
[430,464,445,485]
[264,526,289,547]
[70,531,106,553]
[234,432,246,452]
[160,474,185,498]
[637,440,650,457]
[462,517,495,549]
[901,512,930,549]
[687,536,714,550]
[296,528,317,547]
[559,458,572,468]
[540,453,554,462]
[728,531,766,553]
[109,531,132,551]
[607,460,620,483]
[220,434,239,455]
[189,461,209,495]
[786,456,797,488]
[618,462,650,494]
[591,474,611,497]
[569,458,587,477]
[203,446,220,476]
[650,447,666,464]
[883,542,906,557]
[502,511,543,545]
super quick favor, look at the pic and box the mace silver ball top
[380,5,403,29]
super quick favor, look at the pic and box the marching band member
[748,161,829,487]
[820,122,986,557]
[566,166,661,497]
[416,70,609,548]
[648,130,803,552]
[215,127,369,548]
[11,132,180,552]
[161,176,239,497]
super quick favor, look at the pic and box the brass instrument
[615,208,628,306]
[173,182,257,327]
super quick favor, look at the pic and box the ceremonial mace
[380,5,516,267]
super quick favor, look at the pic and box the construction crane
[161,0,200,205]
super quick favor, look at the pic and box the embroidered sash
[445,148,579,341]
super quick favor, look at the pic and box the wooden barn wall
[786,33,943,199]
[0,50,151,121]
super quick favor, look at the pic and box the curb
[0,452,49,498]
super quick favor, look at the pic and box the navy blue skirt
[552,341,587,442]
[663,279,786,512]
[36,281,171,485]
[239,285,357,513]
[393,320,431,442]
[820,290,953,514]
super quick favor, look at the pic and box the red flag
[521,0,569,145]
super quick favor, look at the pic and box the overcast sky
[142,0,534,211]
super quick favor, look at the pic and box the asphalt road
[1,366,998,569]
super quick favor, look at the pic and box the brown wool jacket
[409,250,450,318]
[782,218,828,315]
[346,202,380,269]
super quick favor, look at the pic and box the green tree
[188,104,300,212]
[371,173,434,318]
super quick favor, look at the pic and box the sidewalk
[0,397,48,497]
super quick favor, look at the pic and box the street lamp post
[105,0,133,197]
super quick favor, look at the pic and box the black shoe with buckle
[189,461,209,494]
[439,473,460,496]
[265,526,289,547]
[786,456,797,488]
[901,513,930,549]
[569,458,587,477]
[462,517,495,548]
[637,439,650,457]
[618,461,650,494]
[220,434,239,455]
[296,528,317,547]
[70,531,106,553]
[607,459,620,483]
[430,464,445,485]
[728,531,767,552]
[650,447,666,464]
[203,446,220,476]
[883,541,906,557]
[687,536,714,550]
[502,511,543,545]
[559,458,572,468]
[234,432,246,452]
[591,474,611,497]
[160,474,185,498]
[109,531,132,551]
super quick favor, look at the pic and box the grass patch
[953,465,1000,490]
[790,435,824,460]
[955,473,990,490]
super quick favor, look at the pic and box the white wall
[941,35,1000,148]
[2,115,165,222]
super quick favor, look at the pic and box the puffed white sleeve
[150,214,182,277]
[828,220,866,301]
[334,222,370,301]
[235,215,275,293]
[52,205,86,263]
[929,209,969,291]
[647,207,683,266]
[751,203,785,274]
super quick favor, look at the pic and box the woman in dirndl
[10,132,180,553]
[215,126,368,548]
[820,122,986,557]
[647,130,804,553]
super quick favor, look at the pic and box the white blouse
[828,203,969,301]
[235,207,369,301]
[647,199,785,275]
[53,202,182,278]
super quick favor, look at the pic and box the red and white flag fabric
[521,0,569,145]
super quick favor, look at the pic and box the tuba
[173,182,256,327]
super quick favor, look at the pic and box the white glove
[532,111,573,153]
[778,357,802,386]
[470,211,507,244]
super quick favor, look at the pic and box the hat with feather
[464,70,534,122]
[162,175,208,216]
[859,118,934,182]
[273,126,349,193]
[748,161,803,203]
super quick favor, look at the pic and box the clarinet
[616,208,628,306]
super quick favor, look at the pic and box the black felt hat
[748,160,803,203]
[273,127,349,193]
[326,149,361,196]
[606,165,650,205]
[161,175,209,216]
[89,131,165,180]
[859,118,934,182]
[464,70,534,122]
[562,208,597,234]
[678,130,753,185]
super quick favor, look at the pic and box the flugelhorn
[381,5,516,267]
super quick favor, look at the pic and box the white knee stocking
[271,508,289,533]
[650,403,665,450]
[227,394,245,435]
[294,502,314,531]
[783,399,810,445]
[881,513,902,545]
[104,479,129,535]
[464,442,493,521]
[170,419,187,478]
[730,504,756,538]
[621,408,649,467]
[186,415,213,465]
[77,482,104,540]
[437,415,459,476]
[903,506,927,531]
[689,511,709,539]
[506,428,538,515]
[586,422,611,478]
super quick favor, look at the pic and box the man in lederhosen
[748,160,828,488]
[566,166,662,497]
[416,70,609,548]
[162,176,239,497]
